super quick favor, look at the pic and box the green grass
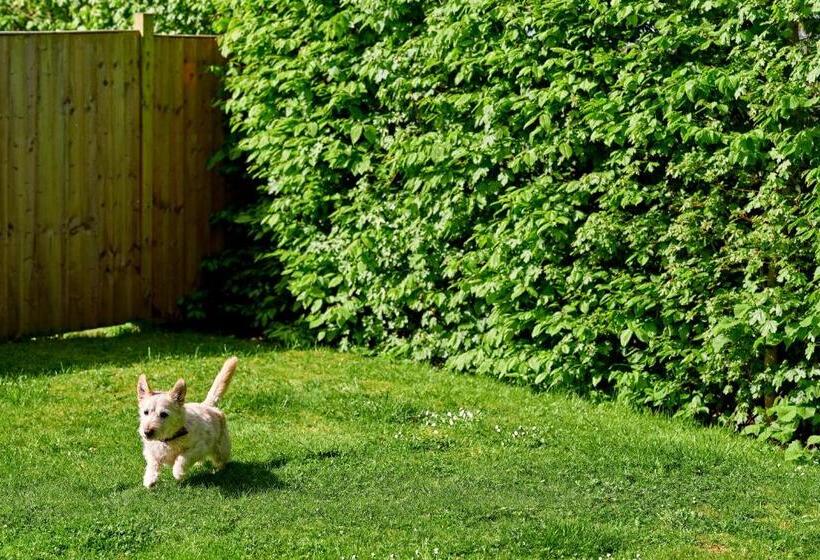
[1,326,819,559]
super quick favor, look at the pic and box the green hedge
[214,0,820,450]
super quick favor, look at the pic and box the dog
[136,356,239,488]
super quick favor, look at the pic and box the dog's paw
[143,474,159,489]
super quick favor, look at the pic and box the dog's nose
[144,428,155,439]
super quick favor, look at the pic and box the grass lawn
[1,326,819,559]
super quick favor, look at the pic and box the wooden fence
[0,14,226,339]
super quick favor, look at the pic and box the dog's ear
[137,375,151,401]
[169,378,186,404]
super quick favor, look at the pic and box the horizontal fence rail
[0,14,225,339]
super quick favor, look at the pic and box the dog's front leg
[172,454,191,481]
[143,458,160,488]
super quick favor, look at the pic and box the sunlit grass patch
[1,328,819,559]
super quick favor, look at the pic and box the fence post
[135,13,154,317]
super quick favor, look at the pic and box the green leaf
[558,142,572,159]
[350,124,363,144]
[711,335,730,352]
[363,125,378,144]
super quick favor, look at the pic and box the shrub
[213,0,820,446]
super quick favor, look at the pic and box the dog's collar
[161,427,188,443]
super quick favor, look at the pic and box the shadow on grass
[0,324,273,379]
[184,458,288,496]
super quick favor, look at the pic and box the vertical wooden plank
[0,37,8,338]
[125,33,143,319]
[135,13,155,319]
[65,34,85,331]
[55,35,70,333]
[82,36,101,329]
[35,34,64,332]
[156,36,185,319]
[33,34,46,331]
[64,34,78,331]
[116,33,133,323]
[111,34,131,321]
[167,37,179,318]
[17,36,39,335]
[7,36,24,337]
[166,36,183,318]
[0,37,9,339]
[96,36,114,326]
[185,38,204,292]
[151,37,169,318]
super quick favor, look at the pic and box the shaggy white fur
[137,357,239,488]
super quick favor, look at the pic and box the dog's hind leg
[212,431,230,471]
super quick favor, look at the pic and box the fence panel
[0,21,225,338]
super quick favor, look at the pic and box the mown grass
[1,326,819,559]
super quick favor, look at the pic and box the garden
[4,0,820,557]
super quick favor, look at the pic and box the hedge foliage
[213,0,820,449]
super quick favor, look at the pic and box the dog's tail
[204,356,239,407]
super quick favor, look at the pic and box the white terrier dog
[137,357,239,488]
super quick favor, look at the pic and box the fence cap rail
[156,34,219,39]
[0,31,218,39]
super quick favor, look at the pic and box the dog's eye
[143,410,148,416]
[159,411,168,418]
